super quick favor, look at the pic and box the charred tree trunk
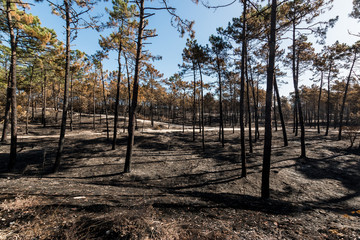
[216,57,225,147]
[93,74,96,130]
[112,42,123,150]
[240,0,247,178]
[124,0,144,173]
[245,60,253,153]
[101,68,110,140]
[26,66,34,135]
[53,0,71,172]
[293,21,306,158]
[192,63,196,142]
[42,72,47,128]
[273,88,277,131]
[70,73,74,131]
[198,63,205,151]
[250,68,259,142]
[6,0,18,171]
[338,49,357,140]
[317,71,323,134]
[2,72,11,143]
[261,0,276,200]
[274,75,288,146]
[325,61,332,136]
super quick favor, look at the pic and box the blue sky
[28,0,359,97]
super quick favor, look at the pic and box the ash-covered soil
[0,117,359,239]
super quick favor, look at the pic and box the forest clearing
[0,113,359,239]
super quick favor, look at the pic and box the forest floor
[0,114,359,239]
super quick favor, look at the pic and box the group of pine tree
[1,0,360,199]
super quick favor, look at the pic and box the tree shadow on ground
[153,191,297,215]
[295,145,360,215]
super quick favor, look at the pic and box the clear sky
[28,0,359,97]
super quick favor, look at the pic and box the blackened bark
[245,60,253,153]
[192,62,196,141]
[199,63,205,151]
[2,72,11,143]
[325,61,332,136]
[274,75,288,146]
[240,0,247,178]
[101,68,110,140]
[317,71,323,134]
[216,57,225,147]
[6,0,18,171]
[53,0,71,172]
[338,49,357,140]
[70,73,74,131]
[112,42,123,150]
[42,72,47,128]
[261,0,276,200]
[124,0,144,173]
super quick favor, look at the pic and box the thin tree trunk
[183,90,185,133]
[101,68,110,140]
[93,74,96,130]
[250,69,259,142]
[338,50,357,140]
[325,61,332,136]
[192,64,196,141]
[6,0,18,171]
[26,66,34,134]
[112,43,122,150]
[294,38,306,158]
[216,58,225,147]
[274,75,288,146]
[53,0,71,172]
[273,88,277,131]
[70,73,74,131]
[199,63,205,151]
[124,0,144,173]
[245,60,253,153]
[42,72,47,128]
[261,0,276,200]
[2,72,11,143]
[240,0,247,178]
[317,71,323,133]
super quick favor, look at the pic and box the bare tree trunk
[317,71,323,134]
[192,64,196,141]
[93,74,96,130]
[199,63,205,151]
[250,68,259,142]
[2,72,11,143]
[26,66,34,134]
[101,68,110,140]
[293,27,306,158]
[124,0,144,173]
[182,91,185,133]
[70,73,74,131]
[41,72,47,128]
[261,0,276,200]
[274,75,288,146]
[216,58,225,147]
[245,60,253,153]
[53,0,71,172]
[338,49,357,140]
[240,0,247,178]
[6,0,18,171]
[112,43,122,149]
[273,88,277,131]
[325,61,332,136]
